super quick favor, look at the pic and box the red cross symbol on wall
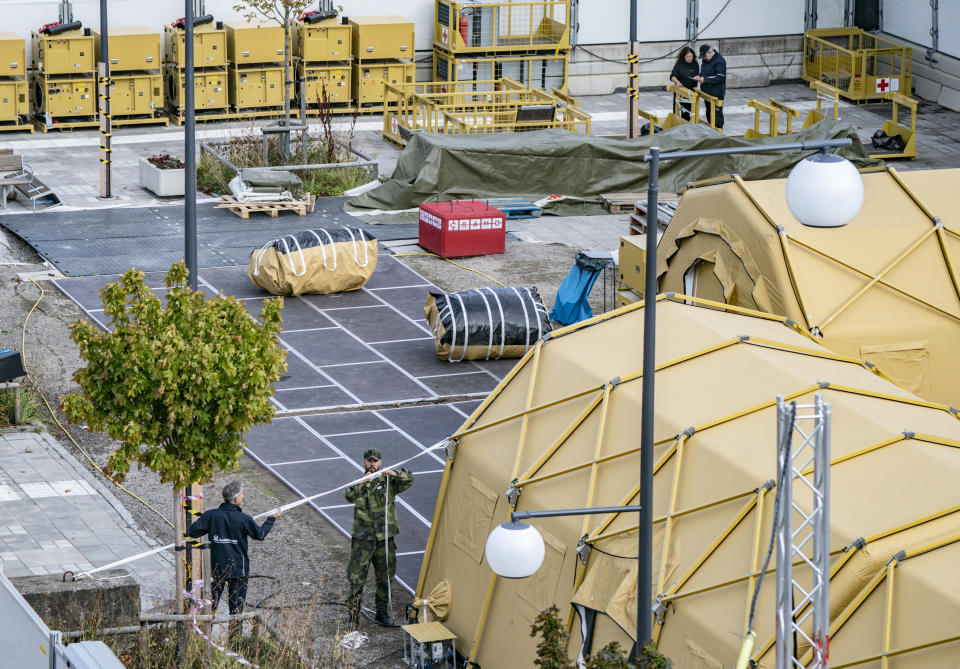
[876,78,890,92]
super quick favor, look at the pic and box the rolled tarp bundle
[425,287,552,361]
[249,227,378,296]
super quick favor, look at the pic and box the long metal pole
[511,505,643,521]
[184,0,198,291]
[627,0,638,138]
[98,0,111,199]
[636,146,658,656]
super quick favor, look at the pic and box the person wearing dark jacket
[188,481,281,640]
[670,46,699,121]
[696,44,727,129]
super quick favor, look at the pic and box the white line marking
[268,456,343,467]
[372,410,446,468]
[368,284,433,291]
[278,326,339,333]
[324,428,395,438]
[275,384,337,392]
[321,359,383,369]
[368,336,433,345]
[416,370,491,380]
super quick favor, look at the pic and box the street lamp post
[486,138,864,662]
[184,0,198,291]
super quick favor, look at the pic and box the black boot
[375,610,396,626]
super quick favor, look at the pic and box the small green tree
[233,0,313,159]
[531,606,575,669]
[62,261,286,487]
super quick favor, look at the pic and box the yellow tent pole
[801,434,907,474]
[913,433,960,448]
[510,340,544,481]
[581,385,614,535]
[694,384,820,433]
[732,174,815,331]
[663,293,792,326]
[821,383,953,413]
[467,571,500,664]
[785,235,960,324]
[819,227,937,330]
[415,456,454,598]
[516,390,607,483]
[742,484,771,632]
[885,167,960,306]
[656,433,690,596]
[662,494,759,598]
[829,634,960,669]
[452,384,604,441]
[880,560,897,669]
[742,336,874,367]
[454,341,542,434]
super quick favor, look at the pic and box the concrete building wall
[881,33,960,113]
[567,36,803,97]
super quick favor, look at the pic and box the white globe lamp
[785,152,864,228]
[484,521,545,579]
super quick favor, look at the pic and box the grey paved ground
[0,428,173,603]
[0,82,957,214]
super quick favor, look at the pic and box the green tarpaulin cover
[349,121,882,214]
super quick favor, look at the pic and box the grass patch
[0,382,43,427]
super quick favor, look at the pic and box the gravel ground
[0,221,601,667]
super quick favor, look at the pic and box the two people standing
[669,44,727,129]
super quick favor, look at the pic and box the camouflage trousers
[347,537,396,616]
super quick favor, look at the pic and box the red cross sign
[441,26,449,44]
[875,77,898,93]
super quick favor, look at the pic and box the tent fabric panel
[894,168,960,231]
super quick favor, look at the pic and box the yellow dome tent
[416,297,960,668]
[656,167,960,406]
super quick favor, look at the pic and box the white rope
[511,286,532,350]
[446,294,459,363]
[452,292,470,362]
[486,287,507,360]
[278,235,308,277]
[526,287,545,340]
[306,230,335,271]
[474,288,494,360]
[342,227,371,268]
[71,440,450,581]
[184,582,259,667]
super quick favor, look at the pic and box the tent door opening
[683,257,725,304]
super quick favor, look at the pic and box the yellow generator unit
[349,16,414,61]
[0,79,29,124]
[109,72,163,115]
[298,62,351,105]
[94,27,160,71]
[0,33,26,78]
[32,29,95,75]
[165,65,228,110]
[294,18,351,62]
[352,61,414,104]
[34,74,95,117]
[434,0,570,54]
[164,22,227,68]
[229,65,284,109]
[224,21,285,65]
[433,48,568,92]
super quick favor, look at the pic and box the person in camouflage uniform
[344,447,414,627]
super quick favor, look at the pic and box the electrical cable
[747,402,795,632]
[356,648,401,668]
[588,544,639,560]
[20,276,175,530]
[576,0,735,66]
[393,252,506,287]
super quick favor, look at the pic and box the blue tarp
[549,252,613,325]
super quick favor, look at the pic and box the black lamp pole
[184,0,198,291]
[635,137,853,657]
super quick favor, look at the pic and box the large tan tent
[655,167,960,407]
[416,297,960,668]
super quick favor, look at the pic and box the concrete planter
[139,158,185,197]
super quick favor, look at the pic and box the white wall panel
[0,0,437,51]
[939,2,960,58]
[882,0,932,47]
[575,0,685,45]
[699,0,804,39]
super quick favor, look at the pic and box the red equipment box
[418,200,506,258]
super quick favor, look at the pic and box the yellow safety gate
[802,27,912,103]
[382,77,590,145]
[434,0,570,54]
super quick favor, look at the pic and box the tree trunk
[283,10,292,160]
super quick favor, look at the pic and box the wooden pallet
[215,194,316,219]
[602,192,645,213]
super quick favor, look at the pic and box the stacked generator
[94,27,165,126]
[31,23,97,131]
[0,33,31,132]
[432,0,571,92]
[349,16,415,107]
[224,20,286,113]
[294,9,353,111]
[164,18,229,124]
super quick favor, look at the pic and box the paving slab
[0,429,173,605]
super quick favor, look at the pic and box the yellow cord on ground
[394,252,507,288]
[21,276,175,530]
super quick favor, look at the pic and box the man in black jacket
[696,44,727,130]
[188,481,281,640]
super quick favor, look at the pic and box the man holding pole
[344,448,414,627]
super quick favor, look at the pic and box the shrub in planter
[140,154,186,197]
[147,153,185,170]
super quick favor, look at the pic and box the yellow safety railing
[873,91,918,160]
[803,80,842,128]
[664,84,700,128]
[435,0,570,54]
[802,27,912,102]
[745,97,802,138]
[382,78,590,145]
